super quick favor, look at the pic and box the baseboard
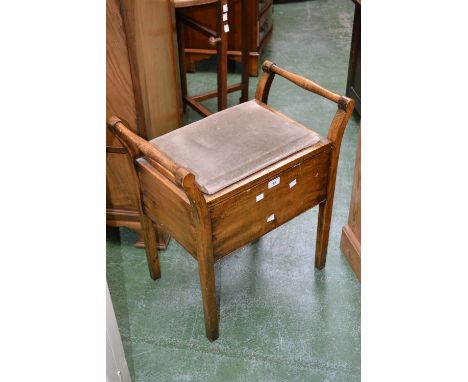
[106,208,171,250]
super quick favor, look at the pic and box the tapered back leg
[140,214,162,280]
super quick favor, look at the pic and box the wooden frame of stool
[109,60,354,341]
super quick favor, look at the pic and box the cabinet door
[106,0,138,143]
[121,0,182,139]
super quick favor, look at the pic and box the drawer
[211,149,331,259]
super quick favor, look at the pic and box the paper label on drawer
[224,24,230,32]
[222,13,228,21]
[268,177,280,189]
[266,214,275,222]
[289,179,297,188]
[223,4,228,12]
[256,193,264,202]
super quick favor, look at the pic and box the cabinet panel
[106,0,138,148]
[106,0,181,250]
[340,129,360,280]
[121,0,182,139]
[106,153,138,210]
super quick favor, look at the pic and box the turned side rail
[256,60,343,104]
[108,116,191,187]
[255,60,355,142]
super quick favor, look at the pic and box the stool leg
[216,1,228,110]
[183,174,219,340]
[140,214,161,280]
[240,0,250,102]
[197,246,219,341]
[315,199,334,270]
[176,14,188,111]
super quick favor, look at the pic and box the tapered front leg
[181,172,220,341]
[197,247,219,341]
[315,199,334,269]
[140,214,161,280]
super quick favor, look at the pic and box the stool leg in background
[240,0,250,102]
[140,214,162,280]
[176,13,188,111]
[216,0,228,110]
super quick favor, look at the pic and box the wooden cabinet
[106,0,182,248]
[179,0,273,76]
[340,128,361,280]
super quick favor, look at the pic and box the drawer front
[211,149,331,258]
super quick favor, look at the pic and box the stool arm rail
[258,60,343,103]
[254,60,355,143]
[108,116,192,188]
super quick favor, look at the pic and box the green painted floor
[107,0,360,380]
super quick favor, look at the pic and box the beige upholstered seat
[150,100,321,195]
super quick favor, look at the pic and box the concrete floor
[107,0,360,380]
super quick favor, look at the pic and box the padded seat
[150,100,321,195]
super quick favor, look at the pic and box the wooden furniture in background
[346,0,361,115]
[178,0,273,77]
[106,0,182,248]
[340,128,361,281]
[109,60,355,341]
[174,0,250,116]
[342,0,360,275]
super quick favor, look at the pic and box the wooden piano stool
[109,60,355,341]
